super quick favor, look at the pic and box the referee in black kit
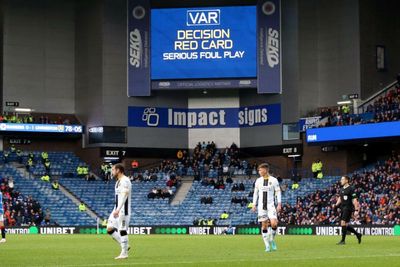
[333,175,362,245]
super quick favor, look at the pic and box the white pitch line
[35,253,400,267]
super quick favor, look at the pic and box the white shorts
[107,210,130,231]
[0,214,3,222]
[257,206,277,222]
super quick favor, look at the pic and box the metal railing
[358,80,398,113]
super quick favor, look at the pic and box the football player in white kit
[107,163,132,259]
[251,163,281,252]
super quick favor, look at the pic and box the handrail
[358,80,398,113]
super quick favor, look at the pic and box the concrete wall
[2,0,399,152]
[2,0,75,113]
[359,0,400,98]
[75,0,104,127]
[100,0,188,148]
[296,0,361,115]
[188,91,240,148]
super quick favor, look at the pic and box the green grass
[0,235,399,267]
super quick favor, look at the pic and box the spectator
[51,180,59,190]
[176,150,183,161]
[86,174,96,181]
[161,188,171,199]
[281,183,288,194]
[215,177,225,189]
[239,182,245,191]
[241,196,249,207]
[312,160,318,178]
[201,196,213,204]
[131,160,139,174]
[232,183,239,192]
[41,151,48,164]
[78,202,86,212]
[26,157,34,172]
[147,188,157,199]
[8,177,14,193]
[41,174,50,182]
[3,150,9,163]
[316,159,323,179]
[44,159,51,173]
[220,211,229,220]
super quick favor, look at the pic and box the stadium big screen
[151,6,257,80]
[127,0,282,96]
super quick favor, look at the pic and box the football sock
[120,230,129,254]
[268,226,273,242]
[346,225,358,235]
[271,226,277,240]
[341,226,347,242]
[108,228,121,244]
[262,229,270,248]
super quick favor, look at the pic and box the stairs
[10,163,96,225]
[170,179,193,206]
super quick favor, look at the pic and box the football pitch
[0,235,399,267]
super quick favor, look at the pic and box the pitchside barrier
[6,225,400,236]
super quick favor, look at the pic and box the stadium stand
[0,113,77,124]
[315,84,400,128]
[0,164,94,226]
[22,151,87,177]
[60,176,179,225]
[279,154,400,225]
[152,142,253,178]
[1,150,94,226]
[57,151,398,226]
[1,143,398,227]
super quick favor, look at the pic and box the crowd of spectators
[278,153,400,225]
[147,187,174,199]
[231,182,245,192]
[0,113,71,124]
[0,177,50,226]
[130,169,155,182]
[164,142,255,179]
[200,177,225,189]
[316,80,400,128]
[145,172,180,200]
[200,196,213,204]
[143,173,180,200]
[128,142,260,198]
[192,217,216,226]
[231,196,249,207]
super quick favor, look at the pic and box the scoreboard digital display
[150,6,257,80]
[127,0,281,96]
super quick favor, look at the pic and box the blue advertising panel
[151,6,257,80]
[257,0,281,94]
[0,123,83,134]
[127,0,151,96]
[128,104,281,128]
[306,121,400,143]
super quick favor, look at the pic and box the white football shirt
[252,175,281,210]
[114,175,132,216]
